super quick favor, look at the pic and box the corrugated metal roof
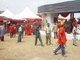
[38,1,80,14]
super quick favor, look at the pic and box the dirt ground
[0,34,80,60]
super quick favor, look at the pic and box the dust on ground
[0,34,80,60]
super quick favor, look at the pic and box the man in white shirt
[72,25,77,46]
[45,23,52,45]
[17,25,22,42]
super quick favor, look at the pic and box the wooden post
[70,12,74,19]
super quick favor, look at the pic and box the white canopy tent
[15,7,41,19]
[0,9,25,22]
[0,9,15,18]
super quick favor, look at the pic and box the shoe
[35,44,37,46]
[73,44,77,46]
[49,44,53,46]
[62,54,67,57]
[46,44,48,46]
[53,52,57,55]
[41,44,44,46]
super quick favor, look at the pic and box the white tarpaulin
[58,14,70,20]
[15,7,41,19]
[0,9,15,18]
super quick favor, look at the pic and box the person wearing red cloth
[9,24,14,38]
[25,23,32,35]
[35,21,41,29]
[32,24,37,35]
[53,24,67,56]
[4,23,9,33]
[12,24,17,37]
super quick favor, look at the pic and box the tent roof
[38,1,80,14]
[15,7,41,19]
[0,9,15,18]
[12,19,24,22]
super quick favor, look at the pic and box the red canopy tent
[4,17,12,20]
[15,7,42,22]
[26,18,35,21]
[0,17,12,21]
[23,18,42,22]
[0,18,4,21]
[12,19,24,22]
[35,18,42,21]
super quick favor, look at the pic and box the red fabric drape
[12,19,24,22]
[23,18,42,21]
[0,18,4,21]
[25,24,32,35]
[60,13,69,17]
[35,18,42,21]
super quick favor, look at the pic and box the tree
[0,11,4,14]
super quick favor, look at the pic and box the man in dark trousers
[17,25,22,42]
[35,25,44,46]
[21,24,24,38]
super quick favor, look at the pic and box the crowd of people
[0,18,80,57]
[0,20,42,42]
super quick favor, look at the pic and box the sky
[0,0,74,14]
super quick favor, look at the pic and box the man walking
[35,25,44,46]
[21,24,24,38]
[45,23,52,45]
[17,25,22,42]
[53,24,67,56]
[72,24,78,46]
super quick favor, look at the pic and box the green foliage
[0,11,4,14]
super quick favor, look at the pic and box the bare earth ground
[0,34,80,60]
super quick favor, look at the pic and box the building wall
[41,13,58,29]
